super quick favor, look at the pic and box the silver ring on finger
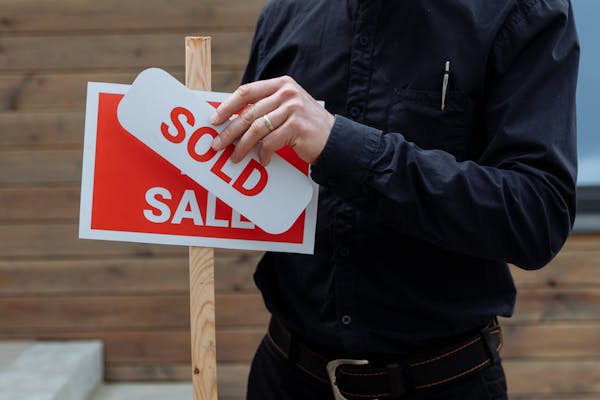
[262,114,275,132]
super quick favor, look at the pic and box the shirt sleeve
[311,0,580,270]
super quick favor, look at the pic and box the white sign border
[79,82,318,254]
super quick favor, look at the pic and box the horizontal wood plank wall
[0,3,266,400]
[504,237,600,399]
[0,1,598,399]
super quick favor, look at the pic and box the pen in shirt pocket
[441,61,450,111]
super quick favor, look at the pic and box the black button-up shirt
[242,0,579,355]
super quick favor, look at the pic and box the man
[210,0,579,399]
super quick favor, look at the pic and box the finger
[212,92,281,151]
[258,120,297,166]
[210,77,288,125]
[231,107,287,163]
[258,144,274,167]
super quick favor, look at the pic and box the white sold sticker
[117,68,314,235]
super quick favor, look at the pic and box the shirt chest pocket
[386,89,473,161]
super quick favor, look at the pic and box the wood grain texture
[501,322,600,359]
[0,293,267,331]
[0,111,83,148]
[0,328,262,364]
[0,70,242,112]
[0,251,260,295]
[0,33,251,71]
[0,0,268,33]
[0,223,186,258]
[510,288,600,322]
[511,397,600,400]
[186,36,218,400]
[0,186,81,221]
[510,251,600,288]
[189,247,218,400]
[105,363,249,397]
[559,233,600,252]
[0,258,191,296]
[0,149,82,185]
[0,295,191,330]
[504,360,600,395]
[186,37,212,91]
[105,363,193,382]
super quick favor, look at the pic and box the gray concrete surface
[0,342,35,371]
[0,341,103,400]
[89,383,193,400]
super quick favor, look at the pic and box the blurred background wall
[0,1,598,399]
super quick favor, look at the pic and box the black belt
[267,318,502,400]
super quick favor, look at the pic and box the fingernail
[260,152,270,167]
[258,147,265,164]
[211,136,221,150]
[231,153,240,164]
[210,113,218,124]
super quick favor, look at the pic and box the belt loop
[480,319,500,364]
[386,363,409,398]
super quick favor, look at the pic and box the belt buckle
[326,358,369,400]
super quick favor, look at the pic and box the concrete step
[0,340,103,400]
[0,341,35,371]
[88,383,192,400]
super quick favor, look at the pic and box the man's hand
[210,76,335,166]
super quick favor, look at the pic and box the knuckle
[216,132,230,146]
[248,120,264,138]
[220,127,234,142]
[283,75,297,85]
[261,138,276,151]
[279,85,298,100]
[239,107,255,126]
[287,115,302,131]
[285,99,303,113]
[236,84,251,98]
[286,119,298,131]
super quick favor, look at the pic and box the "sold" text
[161,106,268,197]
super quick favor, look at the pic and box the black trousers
[247,336,508,400]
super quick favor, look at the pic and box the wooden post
[185,36,218,400]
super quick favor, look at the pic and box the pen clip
[441,61,450,111]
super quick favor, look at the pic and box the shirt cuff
[311,115,382,192]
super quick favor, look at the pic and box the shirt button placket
[345,0,379,126]
[337,0,382,349]
[334,206,357,336]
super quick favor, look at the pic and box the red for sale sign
[79,70,318,254]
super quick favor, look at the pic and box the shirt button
[339,247,350,257]
[349,106,361,118]
[359,35,370,46]
[341,315,352,326]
